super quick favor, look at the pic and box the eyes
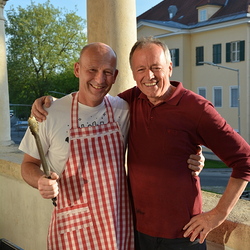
[89,68,114,76]
[137,66,162,73]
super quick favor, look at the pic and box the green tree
[6,0,87,104]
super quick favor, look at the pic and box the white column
[87,0,137,96]
[0,0,13,145]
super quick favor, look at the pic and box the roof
[137,0,250,26]
[196,0,226,7]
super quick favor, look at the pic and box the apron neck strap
[103,96,115,123]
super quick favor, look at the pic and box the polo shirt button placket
[149,107,154,121]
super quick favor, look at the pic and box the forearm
[21,154,59,201]
[213,177,248,216]
[183,177,248,243]
[21,155,43,189]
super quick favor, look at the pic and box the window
[196,46,204,66]
[170,48,179,67]
[232,42,240,62]
[230,86,239,107]
[213,87,222,107]
[226,41,245,62]
[198,87,206,98]
[199,9,207,22]
[213,44,221,64]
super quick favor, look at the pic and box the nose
[145,69,155,80]
[94,71,106,84]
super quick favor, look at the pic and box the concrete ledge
[0,146,249,250]
[0,158,53,250]
[0,144,23,164]
[0,145,23,180]
[202,191,250,226]
[0,159,23,180]
[202,191,250,250]
[207,221,250,250]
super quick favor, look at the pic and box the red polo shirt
[119,81,250,239]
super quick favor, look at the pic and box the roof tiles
[137,0,250,25]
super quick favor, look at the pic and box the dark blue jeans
[135,231,207,250]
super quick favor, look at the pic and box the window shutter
[240,40,245,61]
[201,47,204,63]
[213,44,216,63]
[196,47,204,65]
[218,44,221,64]
[226,43,231,62]
[196,47,199,65]
[175,49,179,67]
[213,44,221,64]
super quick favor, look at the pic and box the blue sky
[4,0,163,18]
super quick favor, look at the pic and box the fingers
[187,146,204,175]
[44,96,54,108]
[50,172,59,180]
[183,210,225,244]
[186,228,208,244]
[187,157,204,176]
[31,96,53,122]
[188,153,204,165]
[196,145,205,166]
[191,169,201,176]
[183,219,208,243]
[38,174,59,199]
[196,145,202,155]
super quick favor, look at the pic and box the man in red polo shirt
[117,37,250,249]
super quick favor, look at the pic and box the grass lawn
[204,160,250,191]
[205,159,227,168]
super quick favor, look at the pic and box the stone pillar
[87,0,137,96]
[0,0,12,145]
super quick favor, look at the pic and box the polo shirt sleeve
[118,87,138,104]
[197,103,250,181]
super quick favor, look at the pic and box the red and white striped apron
[48,92,134,249]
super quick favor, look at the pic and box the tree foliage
[6,0,87,104]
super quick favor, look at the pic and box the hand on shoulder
[31,96,55,122]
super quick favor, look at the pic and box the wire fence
[10,104,31,144]
[10,104,31,121]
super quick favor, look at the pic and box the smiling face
[130,43,173,105]
[74,43,118,107]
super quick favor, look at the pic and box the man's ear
[74,62,80,78]
[169,62,173,77]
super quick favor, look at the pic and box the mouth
[90,83,105,89]
[144,81,158,87]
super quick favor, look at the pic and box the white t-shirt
[19,93,130,176]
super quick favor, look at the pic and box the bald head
[79,42,117,68]
[74,42,119,107]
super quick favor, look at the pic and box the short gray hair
[129,37,172,66]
